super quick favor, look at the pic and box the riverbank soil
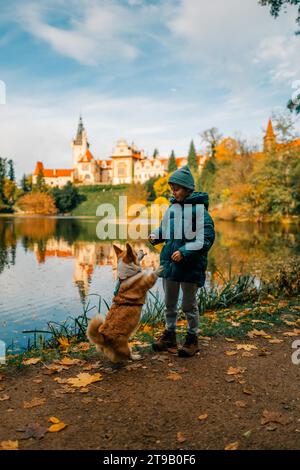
[1,325,300,450]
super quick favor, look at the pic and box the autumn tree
[35,167,46,192]
[153,148,159,159]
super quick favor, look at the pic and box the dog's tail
[86,315,105,346]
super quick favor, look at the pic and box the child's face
[169,183,191,202]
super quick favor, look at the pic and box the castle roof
[78,149,94,163]
[265,118,276,140]
[34,162,73,178]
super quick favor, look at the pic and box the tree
[259,0,300,34]
[259,1,300,113]
[187,140,198,171]
[153,148,159,159]
[168,150,177,172]
[271,110,299,142]
[200,128,223,159]
[0,157,7,201]
[144,176,160,201]
[21,174,32,193]
[7,160,15,181]
[16,192,58,215]
[153,174,172,199]
[35,167,46,192]
[51,182,83,213]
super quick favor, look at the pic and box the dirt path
[1,327,300,450]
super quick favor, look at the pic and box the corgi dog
[87,243,161,363]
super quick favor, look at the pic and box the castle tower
[71,115,89,167]
[264,118,277,152]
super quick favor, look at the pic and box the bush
[52,182,84,213]
[16,192,58,215]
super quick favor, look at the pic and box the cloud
[14,0,141,65]
[253,35,300,84]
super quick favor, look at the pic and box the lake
[0,216,299,352]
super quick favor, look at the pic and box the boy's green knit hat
[168,165,195,190]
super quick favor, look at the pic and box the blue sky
[0,0,299,178]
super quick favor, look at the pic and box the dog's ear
[125,243,135,262]
[113,244,123,258]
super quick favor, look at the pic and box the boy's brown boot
[178,333,200,357]
[152,329,177,352]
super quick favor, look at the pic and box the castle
[33,117,208,187]
[33,117,300,188]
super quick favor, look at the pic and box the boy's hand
[171,251,183,262]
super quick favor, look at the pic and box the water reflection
[0,216,299,350]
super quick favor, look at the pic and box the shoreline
[1,212,299,225]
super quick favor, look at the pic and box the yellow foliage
[16,192,58,215]
[153,174,172,199]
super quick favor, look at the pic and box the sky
[0,0,299,179]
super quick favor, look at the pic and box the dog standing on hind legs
[87,243,161,363]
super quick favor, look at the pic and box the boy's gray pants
[162,279,199,335]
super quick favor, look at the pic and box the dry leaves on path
[227,367,246,376]
[0,394,10,401]
[23,397,46,409]
[54,357,85,367]
[176,432,186,443]
[0,440,19,450]
[225,441,239,450]
[198,414,208,421]
[48,417,68,433]
[236,344,258,351]
[235,401,246,408]
[22,357,42,366]
[54,372,103,389]
[261,410,290,426]
[247,329,272,339]
[167,372,182,381]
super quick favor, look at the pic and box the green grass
[71,185,129,216]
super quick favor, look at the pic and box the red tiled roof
[78,149,94,163]
[34,162,73,178]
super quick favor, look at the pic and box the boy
[148,165,215,357]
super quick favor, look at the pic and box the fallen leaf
[49,417,60,424]
[225,351,238,357]
[261,410,290,426]
[43,363,69,374]
[176,432,186,443]
[17,424,47,440]
[0,440,19,450]
[247,329,272,339]
[58,337,70,349]
[225,338,235,343]
[268,339,284,344]
[32,379,43,384]
[242,352,254,358]
[48,422,67,432]
[22,357,42,366]
[235,400,246,408]
[167,372,182,381]
[198,414,208,421]
[225,441,239,450]
[242,388,253,395]
[72,342,90,351]
[55,357,84,367]
[66,372,103,388]
[236,344,258,351]
[227,367,246,376]
[283,331,299,337]
[23,397,46,409]
[0,394,10,401]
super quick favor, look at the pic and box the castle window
[118,162,126,177]
[82,163,89,171]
